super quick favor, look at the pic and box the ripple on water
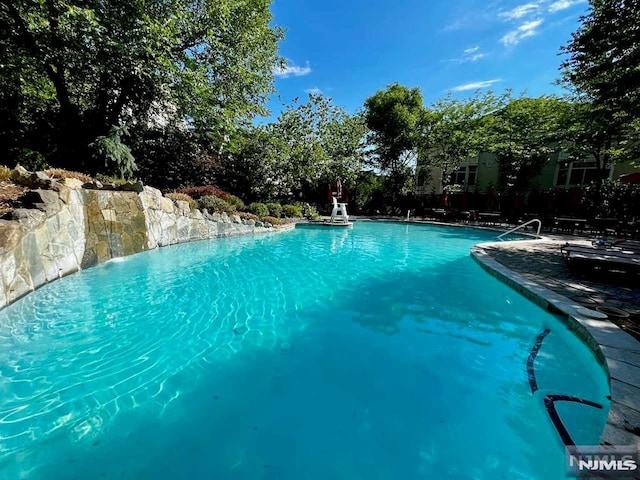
[0,223,610,479]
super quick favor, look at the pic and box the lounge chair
[561,242,640,275]
[608,239,640,253]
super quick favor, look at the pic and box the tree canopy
[220,94,367,202]
[0,0,283,172]
[364,83,424,198]
[484,95,567,190]
[560,0,640,164]
[419,91,504,189]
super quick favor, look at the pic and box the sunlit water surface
[0,222,609,479]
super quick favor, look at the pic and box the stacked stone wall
[0,175,285,309]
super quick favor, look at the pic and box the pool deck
[470,237,640,449]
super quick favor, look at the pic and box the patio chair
[560,242,640,275]
[610,239,640,253]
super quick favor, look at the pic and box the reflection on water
[0,223,609,479]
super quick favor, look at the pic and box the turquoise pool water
[0,222,610,479]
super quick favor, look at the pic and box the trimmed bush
[266,202,283,218]
[261,215,284,225]
[282,204,303,218]
[226,194,245,211]
[249,202,269,217]
[198,195,234,213]
[166,192,198,210]
[177,185,231,200]
[237,211,259,221]
[45,168,93,183]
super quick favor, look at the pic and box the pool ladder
[497,218,542,241]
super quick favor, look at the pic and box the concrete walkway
[471,237,640,449]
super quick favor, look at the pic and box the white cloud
[274,59,312,78]
[499,3,541,20]
[450,79,502,92]
[445,46,485,63]
[442,18,466,32]
[548,0,586,13]
[304,87,323,95]
[501,18,543,46]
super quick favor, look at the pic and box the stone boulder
[82,180,104,190]
[10,167,53,189]
[120,180,145,193]
[63,177,85,189]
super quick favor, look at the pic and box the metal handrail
[497,218,542,240]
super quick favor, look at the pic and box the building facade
[416,151,639,196]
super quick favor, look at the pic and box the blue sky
[266,0,588,119]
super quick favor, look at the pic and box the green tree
[227,94,367,201]
[131,126,219,191]
[560,0,640,164]
[364,83,424,200]
[0,0,282,171]
[321,111,368,187]
[419,91,504,190]
[484,95,566,190]
[559,100,615,187]
[222,125,287,201]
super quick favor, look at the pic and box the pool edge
[471,240,640,448]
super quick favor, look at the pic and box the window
[555,161,610,187]
[450,166,477,186]
[451,168,466,185]
[467,166,477,186]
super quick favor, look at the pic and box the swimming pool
[0,222,610,479]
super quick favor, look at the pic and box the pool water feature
[0,222,610,479]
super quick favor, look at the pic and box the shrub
[261,215,284,225]
[249,202,269,217]
[166,192,198,210]
[45,168,93,183]
[237,211,259,221]
[266,202,283,218]
[582,180,640,219]
[0,166,11,182]
[282,204,303,218]
[177,185,231,200]
[17,149,49,171]
[95,173,129,186]
[304,205,320,219]
[198,195,235,213]
[91,124,136,179]
[226,194,245,211]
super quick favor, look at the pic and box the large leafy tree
[419,91,504,190]
[364,83,424,200]
[0,0,282,173]
[559,100,616,186]
[484,95,567,190]
[223,94,367,202]
[560,0,640,165]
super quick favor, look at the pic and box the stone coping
[471,238,640,449]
